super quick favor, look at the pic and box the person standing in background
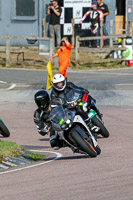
[49,37,72,79]
[79,0,103,48]
[47,0,62,47]
[97,0,110,46]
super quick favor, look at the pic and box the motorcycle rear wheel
[92,115,109,138]
[0,120,10,137]
[71,130,98,157]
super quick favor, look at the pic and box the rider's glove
[37,123,50,136]
[43,124,49,132]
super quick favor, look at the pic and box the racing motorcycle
[0,117,10,137]
[49,103,101,158]
[66,88,109,138]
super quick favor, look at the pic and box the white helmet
[52,74,66,91]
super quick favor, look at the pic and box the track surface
[0,68,133,200]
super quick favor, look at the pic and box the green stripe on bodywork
[78,102,83,105]
[59,118,64,125]
[88,109,97,119]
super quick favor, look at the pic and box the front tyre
[0,120,10,137]
[71,130,98,157]
[91,115,109,138]
[94,145,101,155]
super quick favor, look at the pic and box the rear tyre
[91,115,109,138]
[0,120,10,137]
[71,130,98,157]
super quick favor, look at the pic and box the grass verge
[0,140,45,163]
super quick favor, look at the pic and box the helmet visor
[54,81,65,90]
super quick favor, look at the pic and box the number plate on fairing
[88,109,97,119]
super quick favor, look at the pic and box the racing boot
[50,133,68,150]
[84,118,100,133]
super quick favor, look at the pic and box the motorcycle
[0,117,10,137]
[49,103,101,158]
[65,88,109,138]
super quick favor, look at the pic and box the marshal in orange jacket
[49,37,72,78]
[56,42,72,78]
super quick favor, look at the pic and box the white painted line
[116,84,133,86]
[6,83,16,90]
[0,81,16,90]
[16,84,31,87]
[0,81,7,84]
[0,150,62,175]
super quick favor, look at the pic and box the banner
[46,61,53,90]
[73,6,83,23]
[64,24,73,35]
[125,46,132,60]
[125,37,133,60]
[64,0,91,7]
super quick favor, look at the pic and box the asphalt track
[0,68,133,200]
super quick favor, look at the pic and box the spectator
[97,0,110,46]
[49,37,72,79]
[79,0,103,48]
[47,0,62,47]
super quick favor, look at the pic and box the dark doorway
[116,0,125,15]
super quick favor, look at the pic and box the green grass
[70,61,125,70]
[0,140,45,162]
[23,151,45,161]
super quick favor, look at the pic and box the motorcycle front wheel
[0,120,10,137]
[91,115,109,138]
[71,130,98,157]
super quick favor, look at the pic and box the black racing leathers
[50,81,100,125]
[33,108,64,148]
[50,81,89,108]
[34,108,51,136]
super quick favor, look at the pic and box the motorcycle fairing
[73,115,98,147]
[88,109,97,119]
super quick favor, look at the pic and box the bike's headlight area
[61,119,71,129]
[66,119,71,124]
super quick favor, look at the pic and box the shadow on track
[39,138,49,142]
[22,145,51,150]
[58,154,90,160]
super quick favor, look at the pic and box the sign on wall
[60,0,91,35]
[64,0,91,7]
[125,37,133,60]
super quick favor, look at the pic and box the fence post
[129,19,133,37]
[100,20,103,48]
[71,18,75,48]
[6,37,11,66]
[110,19,113,47]
[49,37,54,57]
[43,18,46,37]
[122,38,126,58]
[75,36,79,63]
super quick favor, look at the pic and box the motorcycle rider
[33,89,66,150]
[50,73,101,132]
